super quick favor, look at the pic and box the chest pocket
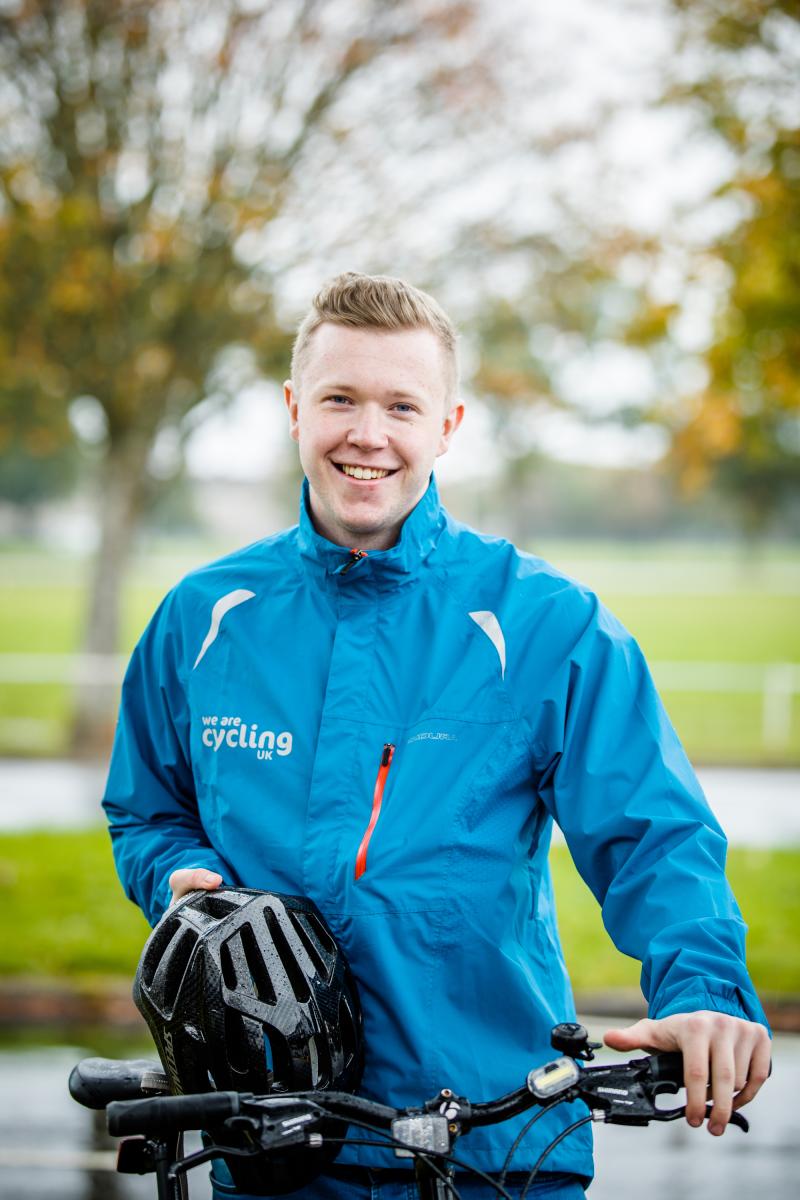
[334,714,535,923]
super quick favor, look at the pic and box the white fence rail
[0,654,798,749]
[0,653,129,685]
[651,661,800,747]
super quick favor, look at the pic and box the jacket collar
[297,475,444,580]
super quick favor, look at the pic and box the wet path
[0,1043,210,1199]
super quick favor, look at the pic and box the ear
[436,400,465,457]
[284,380,300,443]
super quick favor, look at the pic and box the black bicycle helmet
[133,887,363,1194]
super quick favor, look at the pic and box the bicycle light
[527,1057,580,1101]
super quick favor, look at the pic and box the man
[104,272,770,1198]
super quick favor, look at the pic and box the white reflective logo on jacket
[199,714,293,759]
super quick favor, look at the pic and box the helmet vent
[191,893,240,920]
[219,926,277,1004]
[288,911,330,980]
[220,938,238,991]
[264,905,311,1003]
[263,1027,292,1092]
[140,918,179,988]
[308,1034,320,1087]
[159,927,199,1003]
[304,911,336,959]
[240,921,277,1004]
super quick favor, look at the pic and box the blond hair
[291,272,459,401]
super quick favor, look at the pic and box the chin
[339,501,392,527]
[339,511,398,544]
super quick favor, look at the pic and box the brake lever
[643,1100,749,1133]
[575,1057,749,1133]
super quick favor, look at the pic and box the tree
[625,0,800,531]
[670,130,800,530]
[663,0,800,529]
[457,2,800,538]
[0,0,510,749]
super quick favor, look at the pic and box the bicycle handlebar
[648,1051,684,1084]
[67,1022,758,1200]
[69,1025,752,1200]
[107,1091,242,1137]
[101,1046,727,1141]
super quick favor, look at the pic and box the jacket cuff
[650,984,771,1034]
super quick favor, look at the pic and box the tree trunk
[70,434,151,757]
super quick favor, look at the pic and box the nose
[346,403,388,450]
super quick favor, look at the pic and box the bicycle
[68,1021,750,1200]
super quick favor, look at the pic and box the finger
[731,1036,753,1099]
[732,1028,772,1110]
[169,868,222,903]
[603,1019,661,1052]
[707,1027,736,1135]
[680,1016,711,1128]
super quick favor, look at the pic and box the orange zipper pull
[339,548,368,575]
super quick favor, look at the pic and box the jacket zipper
[354,742,395,881]
[339,548,368,575]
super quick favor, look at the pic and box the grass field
[0,830,796,996]
[0,540,798,762]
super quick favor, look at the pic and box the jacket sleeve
[102,590,234,926]
[535,595,769,1029]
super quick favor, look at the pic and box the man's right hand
[169,868,223,906]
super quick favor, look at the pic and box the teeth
[342,465,390,480]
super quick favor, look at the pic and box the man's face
[284,323,463,550]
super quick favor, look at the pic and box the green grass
[606,592,800,763]
[606,593,800,664]
[0,829,150,978]
[0,830,796,997]
[0,542,798,762]
[551,845,800,997]
[0,584,85,652]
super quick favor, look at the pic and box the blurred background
[0,0,797,1196]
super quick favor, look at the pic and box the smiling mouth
[334,462,398,480]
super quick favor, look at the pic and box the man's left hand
[603,1012,771,1135]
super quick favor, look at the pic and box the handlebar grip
[69,1058,169,1110]
[648,1052,684,1085]
[107,1091,240,1136]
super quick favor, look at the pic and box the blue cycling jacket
[103,477,767,1183]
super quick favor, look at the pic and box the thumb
[604,1019,658,1052]
[169,867,223,905]
[195,869,223,889]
